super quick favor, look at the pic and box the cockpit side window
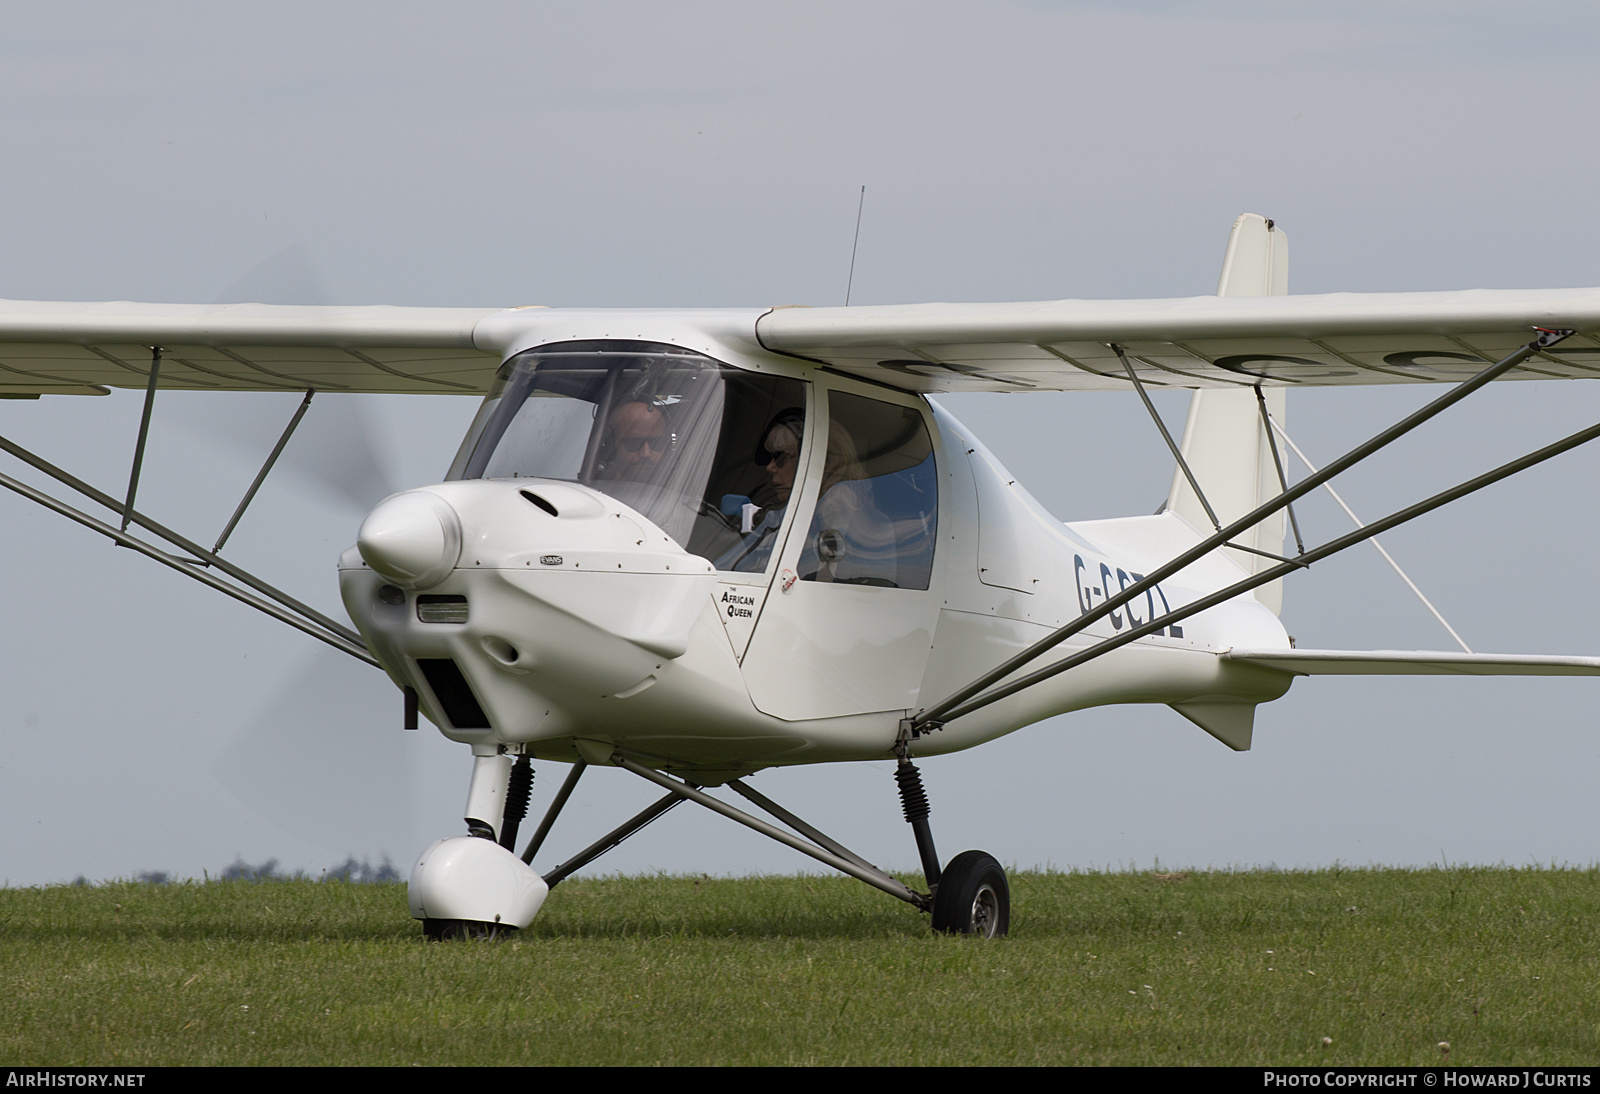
[797,391,937,590]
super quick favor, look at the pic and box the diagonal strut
[912,328,1572,731]
[924,408,1600,726]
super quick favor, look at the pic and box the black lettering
[1118,569,1143,627]
[1130,572,1159,636]
[1153,583,1182,639]
[1100,563,1122,629]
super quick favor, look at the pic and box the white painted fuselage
[340,312,1293,780]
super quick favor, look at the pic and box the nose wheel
[422,918,515,942]
[931,850,1009,937]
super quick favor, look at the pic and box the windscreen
[450,341,807,562]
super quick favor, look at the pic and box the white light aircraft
[5,214,1600,938]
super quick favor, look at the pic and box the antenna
[844,185,865,306]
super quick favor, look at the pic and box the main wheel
[930,850,1009,937]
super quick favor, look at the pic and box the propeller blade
[163,245,402,516]
[209,647,458,855]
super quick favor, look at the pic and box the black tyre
[930,850,1009,937]
[422,918,516,942]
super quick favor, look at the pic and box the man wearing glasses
[604,400,672,483]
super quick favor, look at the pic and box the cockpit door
[739,385,943,721]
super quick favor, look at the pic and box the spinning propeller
[188,245,450,862]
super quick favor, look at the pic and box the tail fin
[1165,214,1290,615]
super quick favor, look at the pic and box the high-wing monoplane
[5,214,1600,937]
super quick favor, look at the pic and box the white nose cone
[357,491,463,588]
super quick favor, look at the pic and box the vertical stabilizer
[1165,214,1290,615]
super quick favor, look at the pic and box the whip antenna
[844,185,865,306]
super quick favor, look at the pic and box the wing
[755,289,1600,393]
[1226,649,1600,676]
[0,299,509,396]
[12,287,1600,398]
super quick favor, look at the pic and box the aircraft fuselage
[341,316,1293,780]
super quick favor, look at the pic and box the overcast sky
[4,1,1600,888]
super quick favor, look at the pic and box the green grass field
[3,868,1598,1066]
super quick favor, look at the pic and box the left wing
[755,289,1600,393]
[1226,649,1600,676]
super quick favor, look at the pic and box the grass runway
[3,868,1598,1066]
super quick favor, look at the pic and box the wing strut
[1255,385,1306,557]
[120,347,160,532]
[917,412,1600,726]
[1115,343,1305,565]
[0,429,363,645]
[212,388,315,554]
[910,327,1575,733]
[1112,343,1221,530]
[0,464,377,666]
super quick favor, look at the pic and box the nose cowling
[341,479,725,744]
[357,491,463,589]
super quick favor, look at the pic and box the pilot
[603,399,671,483]
[715,412,803,572]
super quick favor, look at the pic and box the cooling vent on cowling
[415,659,491,729]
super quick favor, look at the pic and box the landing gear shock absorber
[894,748,941,891]
[894,735,1009,937]
[499,756,533,852]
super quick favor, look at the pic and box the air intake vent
[417,595,468,623]
[520,490,559,517]
[416,659,491,729]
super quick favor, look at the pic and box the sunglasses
[763,450,794,467]
[620,435,669,453]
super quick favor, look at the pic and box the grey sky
[3,2,1599,886]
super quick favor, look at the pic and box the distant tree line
[70,856,403,885]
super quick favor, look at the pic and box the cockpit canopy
[449,341,806,563]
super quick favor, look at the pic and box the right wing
[0,299,509,396]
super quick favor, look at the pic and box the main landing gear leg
[894,749,942,890]
[896,730,1009,938]
[412,745,548,941]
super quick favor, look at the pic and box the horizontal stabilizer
[1226,648,1600,676]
